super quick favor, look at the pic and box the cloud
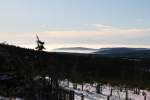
[40,24,49,29]
[1,24,150,47]
[135,18,144,23]
[91,24,116,30]
[40,24,150,37]
[37,24,150,45]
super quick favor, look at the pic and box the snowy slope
[60,80,150,100]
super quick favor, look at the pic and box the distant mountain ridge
[54,47,98,53]
[54,47,98,50]
[95,47,149,54]
[54,47,150,58]
[94,47,150,58]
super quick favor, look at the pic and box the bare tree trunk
[107,95,110,100]
[81,83,84,91]
[134,88,140,95]
[137,88,140,95]
[69,91,74,100]
[125,88,128,100]
[73,83,77,89]
[120,86,123,92]
[100,84,102,94]
[134,88,138,94]
[142,91,147,100]
[67,79,69,87]
[144,96,146,100]
[96,83,100,94]
[96,83,103,94]
[110,88,113,96]
[107,87,113,100]
[81,94,84,100]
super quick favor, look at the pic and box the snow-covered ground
[0,96,21,100]
[60,80,150,100]
[1,79,150,100]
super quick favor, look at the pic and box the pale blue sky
[0,0,150,50]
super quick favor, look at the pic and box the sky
[0,0,150,51]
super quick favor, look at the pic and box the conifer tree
[35,35,45,51]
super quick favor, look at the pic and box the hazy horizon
[18,44,150,52]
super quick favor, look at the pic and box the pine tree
[35,35,45,51]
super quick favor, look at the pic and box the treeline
[48,52,150,88]
[0,43,150,90]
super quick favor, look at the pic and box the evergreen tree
[35,35,45,51]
